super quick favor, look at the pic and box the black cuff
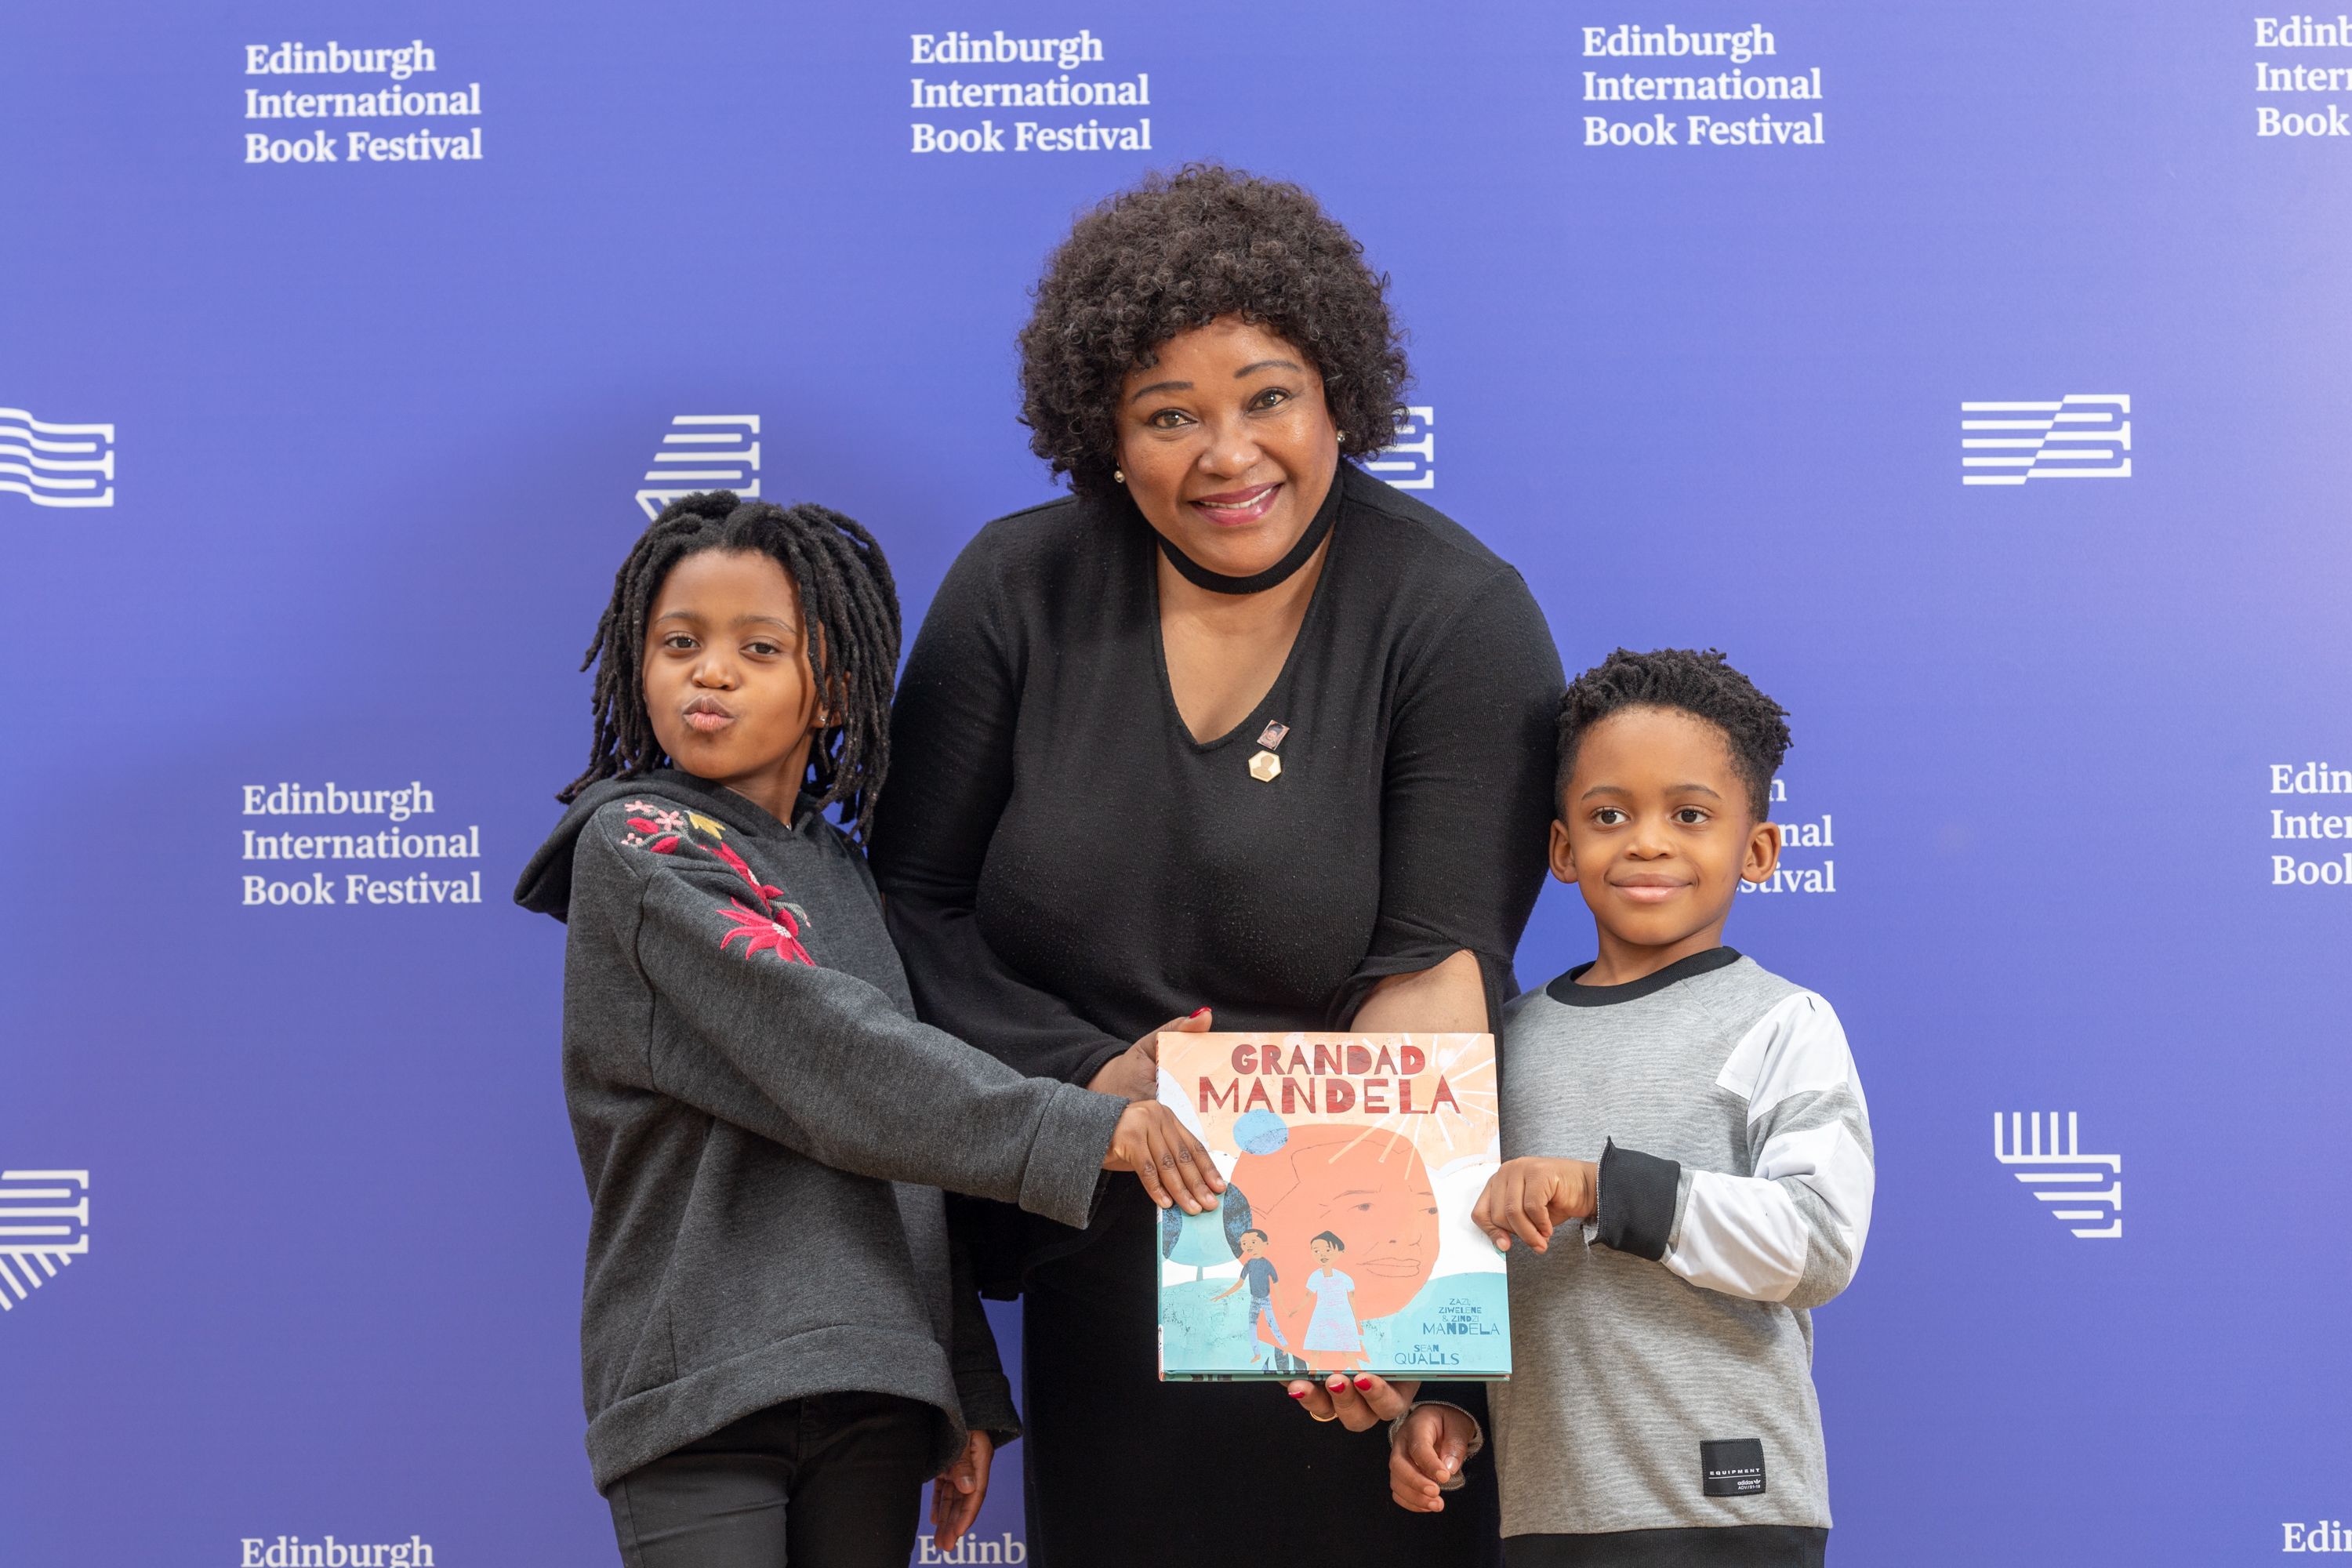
[1595,1138,1680,1261]
[1070,1039,1130,1090]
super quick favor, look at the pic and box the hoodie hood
[514,770,800,920]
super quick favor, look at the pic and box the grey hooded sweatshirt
[515,771,1127,1490]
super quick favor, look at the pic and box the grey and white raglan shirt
[1483,947,1873,1566]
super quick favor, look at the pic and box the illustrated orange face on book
[1231,1123,1439,1371]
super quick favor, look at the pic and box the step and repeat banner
[4,3,2346,1564]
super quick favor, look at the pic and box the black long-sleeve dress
[871,463,1564,1568]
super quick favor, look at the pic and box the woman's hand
[930,1430,993,1553]
[1087,1007,1212,1101]
[1285,1371,1420,1431]
[1105,1102,1225,1214]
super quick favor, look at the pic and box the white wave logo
[637,415,760,520]
[0,1170,90,1312]
[1365,405,1435,491]
[1992,1113,2121,1238]
[1960,395,2130,485]
[1,408,115,507]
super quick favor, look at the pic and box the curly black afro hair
[1556,649,1791,820]
[1017,163,1410,499]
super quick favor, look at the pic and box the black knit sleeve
[947,1237,1022,1445]
[871,533,1132,1089]
[1334,568,1563,1031]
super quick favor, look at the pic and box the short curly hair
[1018,164,1410,498]
[1556,649,1792,820]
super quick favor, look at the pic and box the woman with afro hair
[871,165,1564,1567]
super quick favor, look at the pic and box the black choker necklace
[1152,478,1340,595]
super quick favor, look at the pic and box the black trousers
[605,1392,937,1568]
[1021,1185,1503,1568]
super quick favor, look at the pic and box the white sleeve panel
[1664,1168,1811,1301]
[1714,991,1867,1126]
[1669,988,1875,1308]
[1759,1120,1875,1270]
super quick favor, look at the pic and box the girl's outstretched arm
[570,797,1135,1228]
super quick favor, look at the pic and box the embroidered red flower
[717,899,815,966]
[616,806,704,859]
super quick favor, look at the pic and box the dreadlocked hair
[1555,648,1791,820]
[558,492,903,843]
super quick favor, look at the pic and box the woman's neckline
[1154,474,1340,594]
[1142,469,1347,751]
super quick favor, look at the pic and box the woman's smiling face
[1115,314,1341,578]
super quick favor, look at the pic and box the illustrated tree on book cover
[1160,1182,1253,1279]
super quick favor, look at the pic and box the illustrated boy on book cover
[1155,1033,1510,1381]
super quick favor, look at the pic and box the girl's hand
[1087,1007,1213,1101]
[931,1430,994,1554]
[1286,1372,1419,1432]
[1105,1102,1225,1214]
[1471,1156,1598,1253]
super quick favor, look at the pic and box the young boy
[1391,648,1874,1568]
[1209,1229,1298,1370]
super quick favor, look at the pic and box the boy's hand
[1105,1102,1225,1214]
[1391,1403,1478,1513]
[1472,1156,1598,1253]
[1087,1007,1212,1101]
[930,1430,993,1553]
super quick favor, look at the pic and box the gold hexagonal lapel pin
[1249,720,1289,782]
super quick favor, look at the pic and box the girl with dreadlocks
[514,492,1223,1568]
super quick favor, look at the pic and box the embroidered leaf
[626,817,659,833]
[688,811,726,838]
[648,836,680,854]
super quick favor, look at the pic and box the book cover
[1153,1031,1510,1381]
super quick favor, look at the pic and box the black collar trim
[1149,465,1343,595]
[1545,946,1744,1007]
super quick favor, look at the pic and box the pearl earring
[1113,467,1126,483]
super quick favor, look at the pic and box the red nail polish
[1190,1007,1208,1018]
[1354,1376,1375,1390]
[1287,1388,1306,1399]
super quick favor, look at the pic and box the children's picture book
[1153,1031,1510,1381]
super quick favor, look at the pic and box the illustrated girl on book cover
[1300,1231,1363,1369]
